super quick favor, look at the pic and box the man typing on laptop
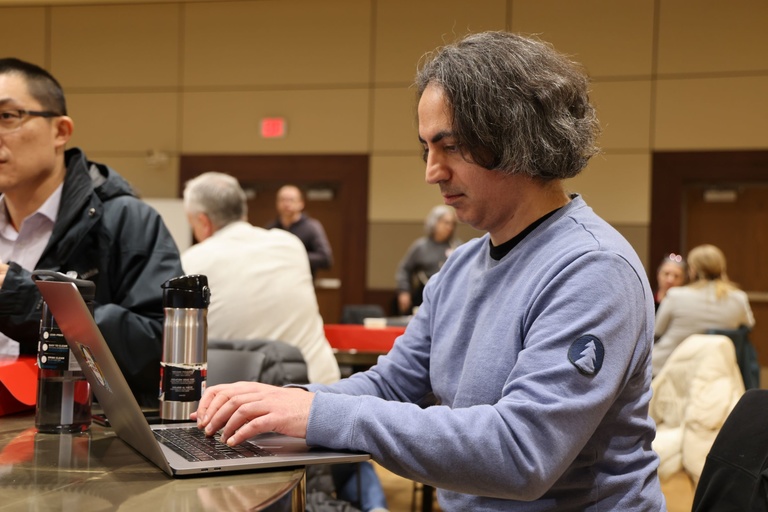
[192,32,665,511]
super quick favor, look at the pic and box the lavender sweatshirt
[307,195,665,511]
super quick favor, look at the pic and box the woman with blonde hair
[652,244,755,376]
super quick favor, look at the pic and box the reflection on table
[0,412,305,511]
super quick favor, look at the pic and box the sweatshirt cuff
[306,391,363,449]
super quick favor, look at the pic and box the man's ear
[53,116,74,148]
[199,212,214,239]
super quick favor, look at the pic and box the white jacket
[182,221,340,384]
[650,334,745,484]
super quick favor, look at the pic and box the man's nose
[425,154,448,184]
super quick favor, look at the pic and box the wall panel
[657,0,768,75]
[87,155,179,198]
[1,8,47,65]
[50,4,180,88]
[654,77,768,150]
[183,0,371,87]
[375,0,506,84]
[371,86,419,153]
[181,89,370,153]
[566,153,651,224]
[511,0,654,78]
[67,92,178,152]
[590,80,652,151]
[369,155,442,221]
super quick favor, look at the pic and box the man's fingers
[197,382,262,431]
[200,391,237,432]
[195,384,229,427]
[203,395,241,434]
[216,393,269,440]
[207,391,267,437]
[223,412,274,446]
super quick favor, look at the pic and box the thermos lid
[162,274,211,309]
[31,270,96,301]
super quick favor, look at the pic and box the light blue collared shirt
[0,184,62,355]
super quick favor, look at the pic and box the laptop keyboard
[154,427,274,462]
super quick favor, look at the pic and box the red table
[323,324,406,352]
[323,324,406,375]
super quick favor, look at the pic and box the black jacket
[0,148,183,406]
[692,389,768,511]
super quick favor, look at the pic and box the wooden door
[179,154,368,324]
[684,184,768,291]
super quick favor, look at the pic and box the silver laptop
[35,279,369,477]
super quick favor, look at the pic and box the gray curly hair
[424,205,457,239]
[415,31,600,180]
[183,172,247,230]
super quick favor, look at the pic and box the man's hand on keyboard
[191,382,314,446]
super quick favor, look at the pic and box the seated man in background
[194,31,664,511]
[266,184,333,276]
[181,172,339,384]
[0,58,183,407]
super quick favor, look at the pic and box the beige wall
[2,0,766,289]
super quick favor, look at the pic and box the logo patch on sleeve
[568,335,604,376]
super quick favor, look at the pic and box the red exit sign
[261,117,287,138]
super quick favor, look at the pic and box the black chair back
[207,339,309,386]
[706,325,760,389]
[340,304,385,324]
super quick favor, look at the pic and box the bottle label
[159,363,207,402]
[38,326,83,372]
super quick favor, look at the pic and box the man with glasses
[0,58,183,407]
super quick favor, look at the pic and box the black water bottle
[32,270,94,433]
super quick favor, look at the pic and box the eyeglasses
[0,109,61,134]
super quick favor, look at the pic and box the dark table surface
[0,410,305,511]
